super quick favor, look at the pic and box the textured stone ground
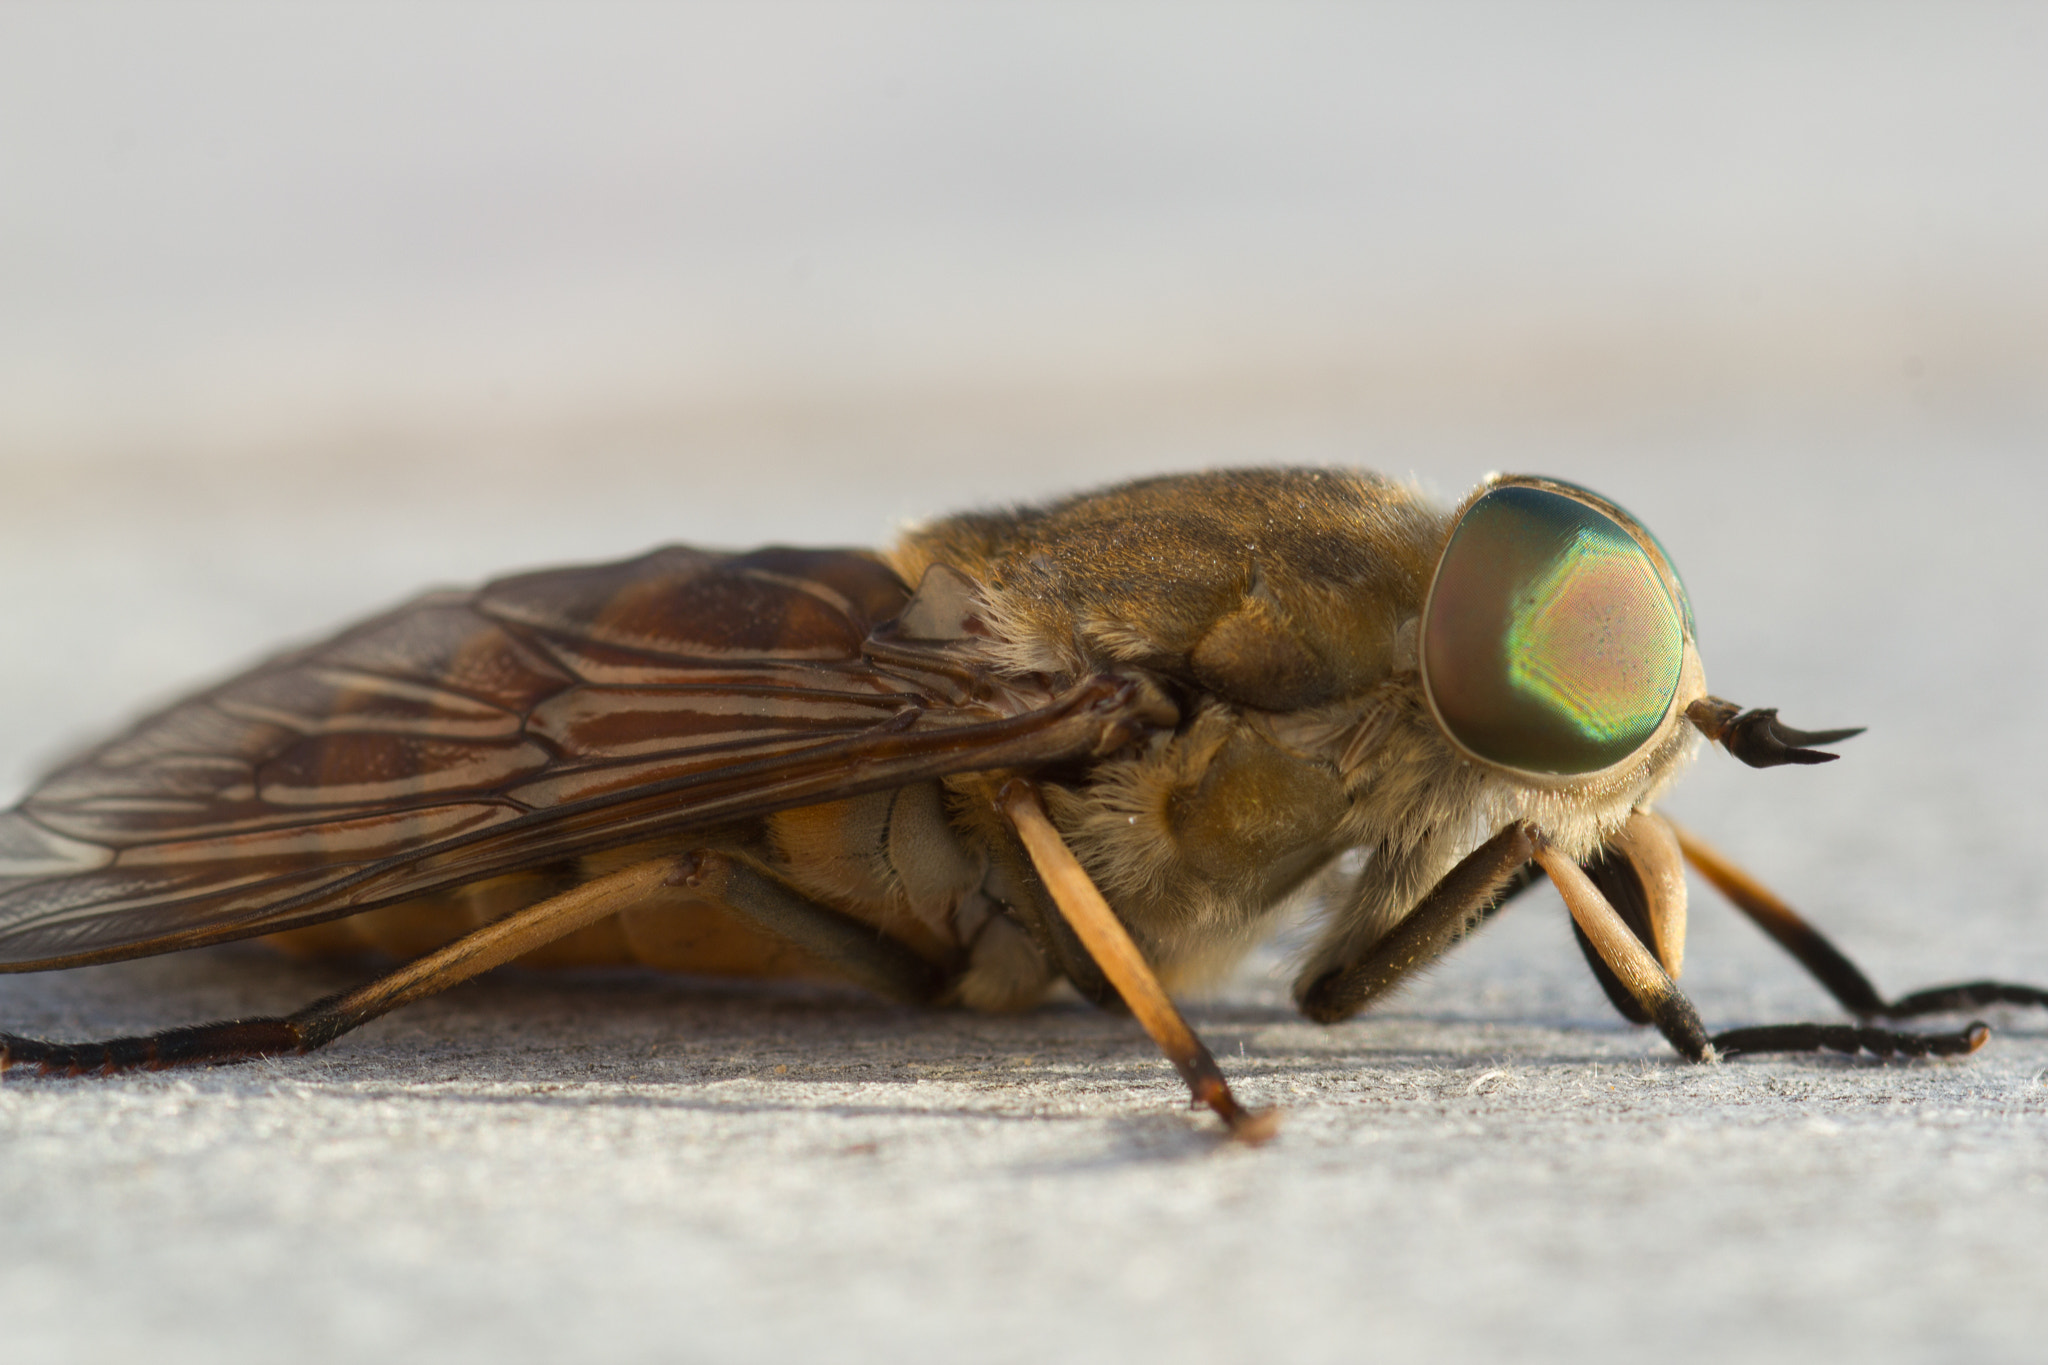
[5,921,2047,1365]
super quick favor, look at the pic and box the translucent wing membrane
[0,547,1152,971]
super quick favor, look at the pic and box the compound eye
[1422,485,1686,775]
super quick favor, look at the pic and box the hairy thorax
[893,467,1701,999]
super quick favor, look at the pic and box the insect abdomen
[265,782,983,981]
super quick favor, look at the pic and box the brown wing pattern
[0,546,1153,971]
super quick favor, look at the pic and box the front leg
[1299,823,1541,1023]
[1303,824,1716,1061]
[1296,817,1994,1064]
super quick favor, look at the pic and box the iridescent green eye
[1422,484,1686,775]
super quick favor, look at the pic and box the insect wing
[0,547,1139,971]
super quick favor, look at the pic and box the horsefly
[5,468,2041,1141]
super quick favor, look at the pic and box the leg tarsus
[1713,1020,1991,1059]
[1192,1073,1282,1144]
[1,1017,307,1077]
[1881,981,2048,1019]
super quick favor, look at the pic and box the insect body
[3,468,2041,1138]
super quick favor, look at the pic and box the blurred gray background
[3,5,2047,1364]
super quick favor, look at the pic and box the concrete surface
[6,8,2048,1365]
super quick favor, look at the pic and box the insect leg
[1667,821,2047,1029]
[1,856,691,1076]
[1709,1021,1988,1059]
[1532,846,1717,1062]
[997,779,1277,1143]
[1556,828,1987,1058]
[1570,812,1691,1026]
[1298,823,1542,1024]
[657,850,948,1005]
